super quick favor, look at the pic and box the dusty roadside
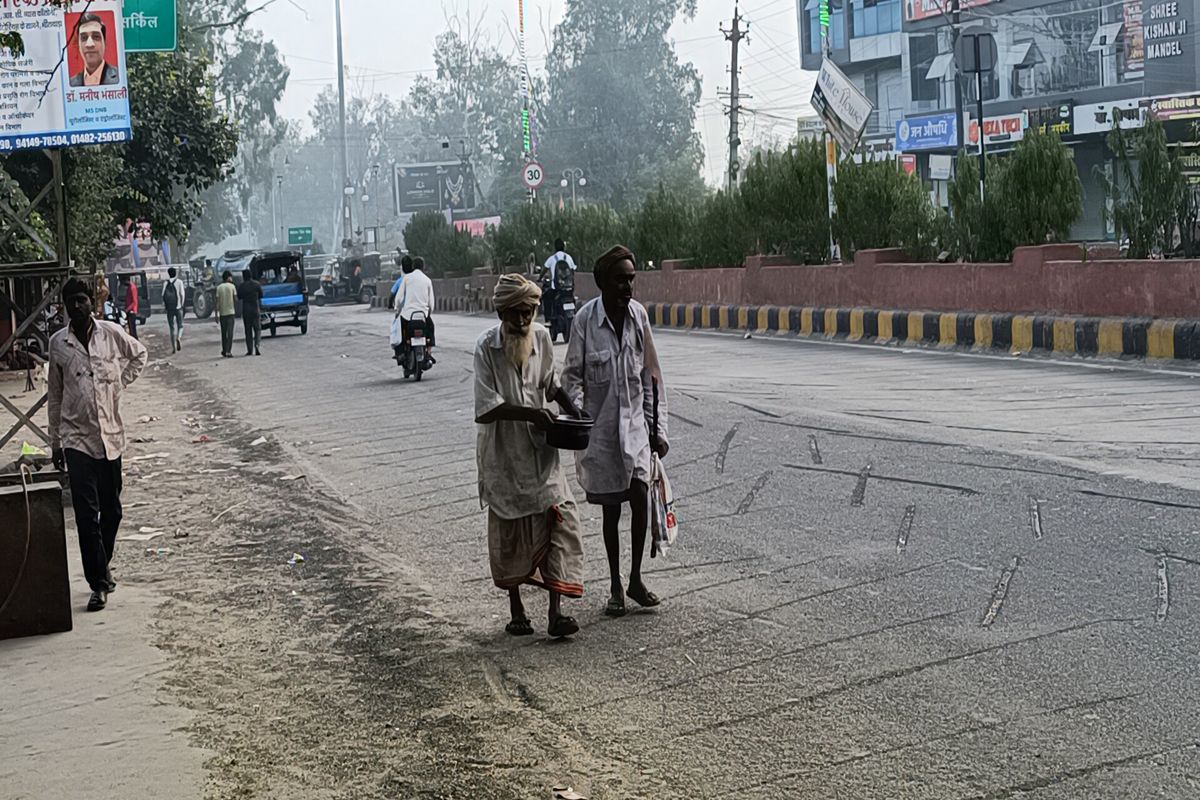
[3,331,629,800]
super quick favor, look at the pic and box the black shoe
[246,351,253,356]
[87,591,107,612]
[255,349,261,356]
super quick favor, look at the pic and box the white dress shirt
[395,269,435,321]
[542,251,578,289]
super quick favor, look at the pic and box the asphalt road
[167,303,1200,799]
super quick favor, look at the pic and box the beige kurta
[562,298,668,504]
[474,323,583,596]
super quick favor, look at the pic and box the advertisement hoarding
[1149,93,1200,121]
[810,58,873,153]
[0,0,133,152]
[454,216,501,238]
[1073,98,1148,134]
[967,111,1029,146]
[895,112,957,151]
[393,162,476,215]
[905,0,994,23]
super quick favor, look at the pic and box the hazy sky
[251,0,815,185]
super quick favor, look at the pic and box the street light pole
[335,0,350,249]
[277,174,284,246]
[559,167,586,208]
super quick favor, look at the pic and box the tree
[739,143,828,263]
[180,1,290,252]
[540,0,705,209]
[833,160,938,259]
[993,128,1081,253]
[1105,117,1185,258]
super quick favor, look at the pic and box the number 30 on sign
[522,162,545,189]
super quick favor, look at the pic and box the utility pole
[721,4,748,189]
[335,0,350,250]
[951,0,963,154]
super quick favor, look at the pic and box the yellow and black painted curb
[643,303,1200,362]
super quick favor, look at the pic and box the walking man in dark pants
[238,269,263,356]
[216,270,237,358]
[48,278,148,612]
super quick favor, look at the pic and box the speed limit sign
[522,162,545,189]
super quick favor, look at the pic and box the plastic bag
[389,315,404,347]
[649,452,678,558]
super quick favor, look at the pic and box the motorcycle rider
[540,239,577,323]
[393,256,435,365]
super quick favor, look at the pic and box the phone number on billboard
[0,130,131,151]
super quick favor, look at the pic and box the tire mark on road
[715,424,740,474]
[729,691,1145,796]
[579,607,961,713]
[943,460,1091,482]
[677,481,739,502]
[667,554,835,601]
[679,617,1132,739]
[808,434,823,465]
[974,739,1199,800]
[1028,497,1045,540]
[981,556,1020,627]
[896,505,915,553]
[670,450,720,470]
[764,419,968,449]
[671,411,704,428]
[783,463,980,495]
[736,471,773,514]
[728,400,783,419]
[850,464,872,507]
[749,558,954,619]
[1076,489,1200,511]
[1157,554,1170,622]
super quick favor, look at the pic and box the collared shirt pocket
[585,350,612,386]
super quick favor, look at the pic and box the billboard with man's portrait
[0,0,132,152]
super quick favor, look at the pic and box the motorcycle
[394,311,434,381]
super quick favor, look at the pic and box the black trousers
[65,449,123,593]
[242,312,262,353]
[219,314,235,355]
[127,314,138,339]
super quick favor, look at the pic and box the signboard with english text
[0,0,133,152]
[810,58,873,153]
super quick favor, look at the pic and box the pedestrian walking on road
[120,275,139,339]
[163,266,186,352]
[238,269,263,356]
[563,244,669,619]
[216,270,236,358]
[48,277,148,612]
[474,274,585,639]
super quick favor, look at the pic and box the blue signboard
[896,113,958,152]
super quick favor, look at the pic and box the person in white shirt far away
[162,266,187,352]
[393,256,436,359]
[540,239,577,321]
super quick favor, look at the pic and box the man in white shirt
[162,266,187,352]
[393,256,436,357]
[49,277,148,612]
[540,239,577,320]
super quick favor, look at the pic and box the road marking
[897,505,916,553]
[1156,554,1170,623]
[736,471,773,514]
[715,424,739,474]
[1028,497,1045,540]
[807,433,823,465]
[850,463,872,507]
[982,556,1020,627]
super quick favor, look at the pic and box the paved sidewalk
[0,513,208,799]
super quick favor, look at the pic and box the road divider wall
[642,302,1200,362]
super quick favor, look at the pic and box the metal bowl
[545,415,594,451]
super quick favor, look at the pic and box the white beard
[502,323,534,370]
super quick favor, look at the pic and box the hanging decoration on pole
[518,0,537,201]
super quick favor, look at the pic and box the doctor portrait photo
[67,11,120,87]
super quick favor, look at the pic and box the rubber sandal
[505,618,534,636]
[548,615,579,638]
[603,594,627,618]
[627,585,661,608]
